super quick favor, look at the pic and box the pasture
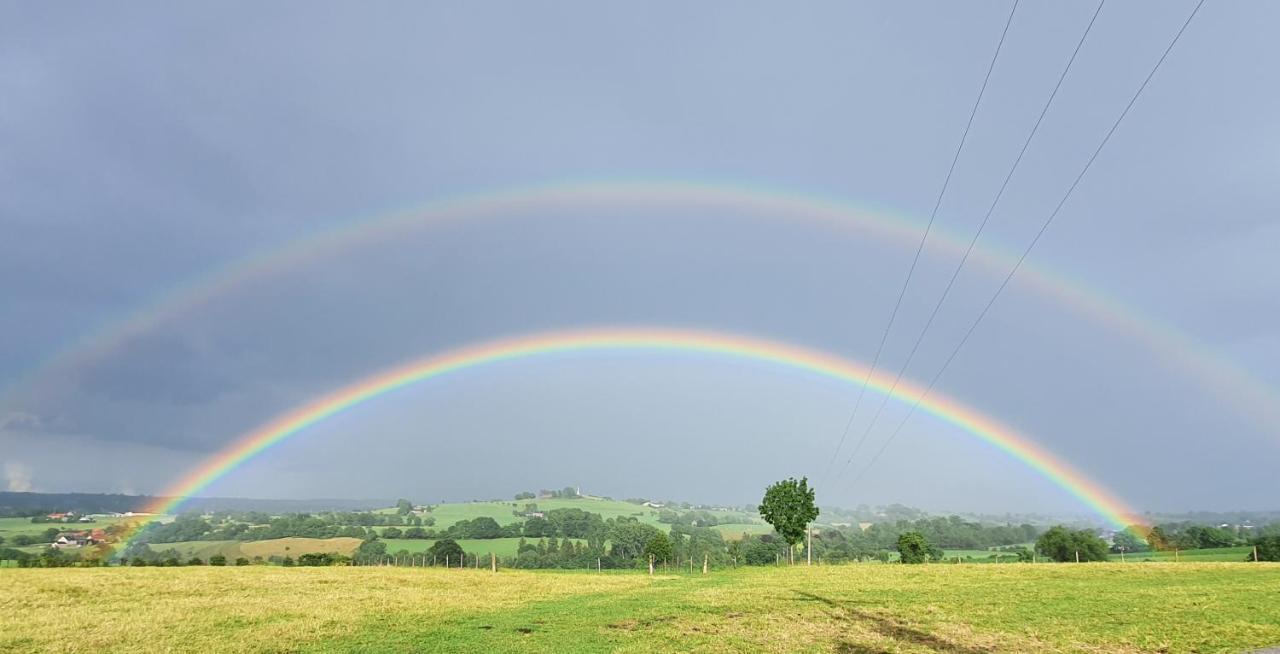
[146,537,364,561]
[3,563,1278,653]
[1123,546,1254,562]
[381,537,585,558]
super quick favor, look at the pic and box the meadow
[3,563,1278,653]
[146,537,365,561]
[381,537,585,558]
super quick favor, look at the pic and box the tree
[896,532,934,564]
[456,517,503,539]
[209,554,227,566]
[1146,525,1170,551]
[644,532,673,564]
[1111,527,1149,553]
[1245,535,1280,562]
[382,527,403,539]
[187,557,204,566]
[523,517,556,538]
[758,477,819,564]
[235,557,250,566]
[429,538,464,565]
[1036,526,1109,562]
[355,538,387,564]
[608,521,662,561]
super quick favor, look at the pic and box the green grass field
[382,537,587,558]
[3,563,1278,653]
[1124,546,1253,562]
[712,523,775,540]
[146,537,363,561]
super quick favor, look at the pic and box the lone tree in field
[644,531,673,566]
[896,531,937,564]
[758,477,819,565]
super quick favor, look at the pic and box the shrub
[235,557,250,566]
[209,554,227,566]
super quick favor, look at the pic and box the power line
[847,0,1207,489]
[818,0,1020,486]
[834,0,1106,479]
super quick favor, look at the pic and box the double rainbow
[6,181,1276,437]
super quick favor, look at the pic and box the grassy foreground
[2,563,1279,653]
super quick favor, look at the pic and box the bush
[235,557,250,566]
[282,556,294,567]
[187,557,204,566]
[298,552,338,566]
[209,554,227,566]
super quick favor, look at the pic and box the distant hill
[0,492,391,516]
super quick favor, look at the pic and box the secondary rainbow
[6,180,1277,437]
[133,327,1145,534]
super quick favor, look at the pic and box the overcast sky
[1,1,1276,516]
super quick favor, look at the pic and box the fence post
[492,552,497,572]
[1254,545,1259,562]
[648,554,654,576]
[1075,550,1080,563]
[703,553,708,574]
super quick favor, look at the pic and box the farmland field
[3,563,1278,653]
[1123,546,1254,562]
[712,523,775,540]
[380,537,590,558]
[146,537,363,561]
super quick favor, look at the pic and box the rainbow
[5,180,1278,436]
[127,327,1145,544]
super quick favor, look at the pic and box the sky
[1,1,1277,517]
